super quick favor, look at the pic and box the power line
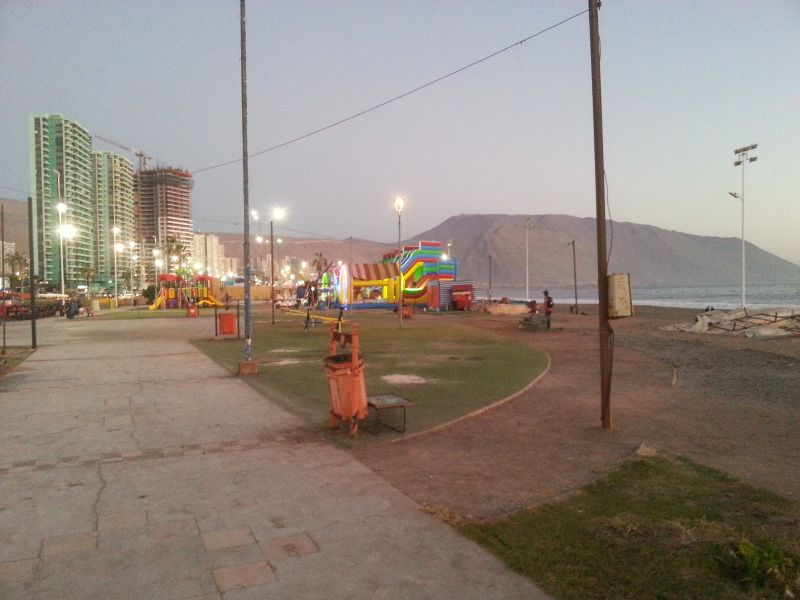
[193,217,333,240]
[192,8,589,175]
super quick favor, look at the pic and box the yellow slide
[147,292,165,310]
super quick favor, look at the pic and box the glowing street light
[112,227,121,307]
[393,196,405,329]
[56,199,68,295]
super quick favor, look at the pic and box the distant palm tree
[4,251,28,289]
[311,252,328,277]
[81,266,95,297]
[164,236,191,273]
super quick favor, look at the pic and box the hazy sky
[2,1,798,264]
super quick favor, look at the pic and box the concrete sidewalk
[0,316,546,599]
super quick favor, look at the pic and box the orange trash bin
[218,312,237,335]
[324,325,367,436]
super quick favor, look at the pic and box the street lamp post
[393,196,405,329]
[730,143,758,308]
[128,241,136,294]
[54,169,68,296]
[112,227,121,308]
[270,207,286,325]
[153,249,162,309]
[56,202,67,296]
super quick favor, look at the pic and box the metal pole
[525,218,530,301]
[740,161,745,308]
[270,219,275,324]
[488,254,492,301]
[240,0,253,364]
[113,229,118,308]
[28,197,37,349]
[572,240,578,314]
[2,205,6,355]
[398,212,403,329]
[589,0,612,429]
[55,170,66,297]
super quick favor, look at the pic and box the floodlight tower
[730,143,758,308]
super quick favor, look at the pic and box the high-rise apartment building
[92,152,134,284]
[135,168,194,283]
[29,115,94,289]
[192,233,227,278]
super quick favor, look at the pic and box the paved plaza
[0,315,545,599]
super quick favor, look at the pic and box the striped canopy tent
[349,263,399,282]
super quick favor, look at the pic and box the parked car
[0,293,31,319]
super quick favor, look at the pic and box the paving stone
[104,415,132,428]
[98,510,147,531]
[212,561,275,592]
[0,558,37,582]
[41,531,97,558]
[202,527,255,552]
[259,532,319,561]
[148,518,199,542]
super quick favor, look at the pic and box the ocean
[476,283,800,310]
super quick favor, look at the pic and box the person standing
[543,290,554,330]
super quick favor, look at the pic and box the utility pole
[27,197,37,349]
[525,217,532,301]
[571,240,578,314]
[239,0,254,372]
[589,0,612,429]
[488,254,492,301]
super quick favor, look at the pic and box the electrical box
[608,273,633,318]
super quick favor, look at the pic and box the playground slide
[197,291,225,308]
[148,293,165,310]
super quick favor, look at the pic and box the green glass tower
[29,115,94,290]
[93,152,134,286]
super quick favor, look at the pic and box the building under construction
[134,168,194,282]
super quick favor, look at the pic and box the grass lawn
[460,455,800,599]
[194,307,548,438]
[0,346,35,374]
[94,307,218,319]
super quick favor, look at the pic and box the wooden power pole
[589,0,613,429]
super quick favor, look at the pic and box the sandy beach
[355,305,800,520]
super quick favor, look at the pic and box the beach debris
[668,308,799,336]
[634,442,659,457]
[475,301,529,316]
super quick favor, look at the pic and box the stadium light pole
[394,196,405,329]
[731,143,758,308]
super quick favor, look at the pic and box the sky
[1,0,799,264]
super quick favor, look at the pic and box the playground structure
[336,240,469,310]
[148,274,225,310]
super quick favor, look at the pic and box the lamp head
[112,226,121,235]
[394,195,405,215]
[728,192,740,199]
[272,207,286,221]
[56,202,67,214]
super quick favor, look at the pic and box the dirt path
[355,306,800,520]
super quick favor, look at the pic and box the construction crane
[94,134,152,172]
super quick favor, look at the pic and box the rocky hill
[412,214,800,288]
